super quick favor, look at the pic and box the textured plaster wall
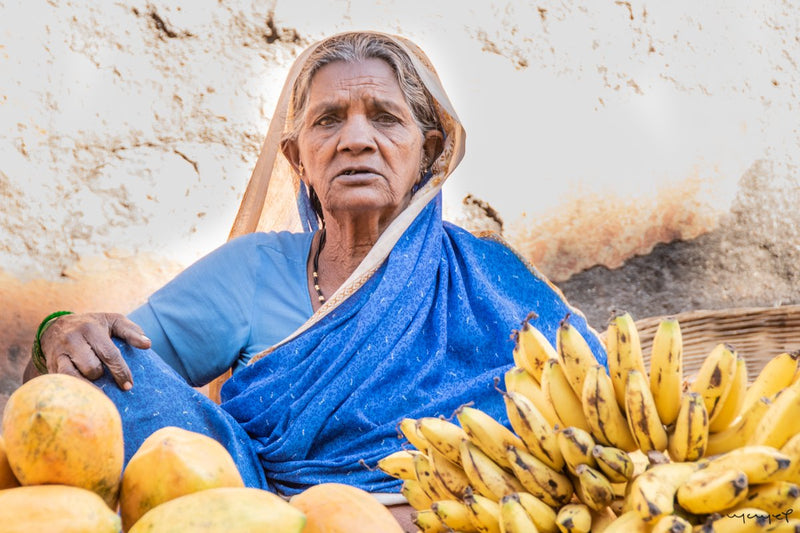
[1,0,798,410]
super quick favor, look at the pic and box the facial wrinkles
[307,79,418,173]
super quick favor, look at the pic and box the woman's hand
[39,312,152,390]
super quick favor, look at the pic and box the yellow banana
[778,432,800,482]
[498,493,538,533]
[706,396,772,456]
[399,417,429,451]
[505,445,573,507]
[706,445,793,484]
[557,426,597,474]
[541,359,591,432]
[464,489,502,533]
[556,315,598,399]
[515,492,558,533]
[649,317,684,426]
[573,463,615,511]
[377,449,420,480]
[513,313,557,383]
[765,518,800,533]
[414,450,458,501]
[432,499,479,532]
[600,510,648,533]
[589,507,618,533]
[709,354,748,432]
[780,431,800,458]
[737,481,800,515]
[668,391,709,462]
[413,509,451,533]
[592,444,634,482]
[555,503,592,533]
[457,405,526,470]
[606,312,647,409]
[676,466,749,514]
[649,514,692,533]
[428,445,471,498]
[417,416,469,465]
[460,440,524,501]
[581,364,638,451]
[742,351,800,414]
[402,478,434,510]
[624,368,669,453]
[504,366,561,428]
[502,389,563,471]
[699,508,772,533]
[751,385,800,449]
[689,343,738,422]
[626,461,697,522]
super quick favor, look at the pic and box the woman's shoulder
[223,231,313,261]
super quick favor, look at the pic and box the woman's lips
[334,170,380,183]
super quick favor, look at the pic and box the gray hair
[282,32,441,144]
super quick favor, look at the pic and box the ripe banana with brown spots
[541,359,591,432]
[504,366,561,428]
[689,343,738,424]
[741,351,800,414]
[555,503,592,533]
[581,364,638,452]
[624,368,668,453]
[606,312,647,409]
[505,445,573,508]
[708,354,748,432]
[513,312,557,384]
[556,315,598,399]
[648,317,684,426]
[676,466,749,515]
[668,392,709,462]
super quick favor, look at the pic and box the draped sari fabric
[217,31,606,495]
[221,196,605,494]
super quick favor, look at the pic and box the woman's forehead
[306,58,407,106]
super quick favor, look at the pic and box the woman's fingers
[53,353,86,381]
[67,347,106,381]
[85,332,133,390]
[106,314,152,350]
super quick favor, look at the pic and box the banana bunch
[376,311,800,532]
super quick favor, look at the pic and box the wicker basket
[632,305,800,381]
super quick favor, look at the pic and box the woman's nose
[336,115,376,154]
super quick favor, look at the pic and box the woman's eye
[314,116,337,127]
[375,113,399,124]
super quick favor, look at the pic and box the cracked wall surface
[1,0,799,412]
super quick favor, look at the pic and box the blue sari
[220,195,605,494]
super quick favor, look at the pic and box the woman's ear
[422,129,444,168]
[280,138,303,175]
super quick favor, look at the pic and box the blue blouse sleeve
[127,234,262,387]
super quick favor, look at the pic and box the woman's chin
[327,196,409,222]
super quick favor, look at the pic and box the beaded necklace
[311,227,326,304]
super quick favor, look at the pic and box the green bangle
[31,311,74,374]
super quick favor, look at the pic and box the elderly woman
[27,32,604,500]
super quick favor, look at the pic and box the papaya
[120,426,245,531]
[1,374,124,507]
[128,487,306,532]
[0,484,121,533]
[0,436,21,489]
[289,482,404,532]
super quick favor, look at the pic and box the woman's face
[284,58,442,226]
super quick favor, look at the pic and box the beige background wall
[2,0,798,412]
